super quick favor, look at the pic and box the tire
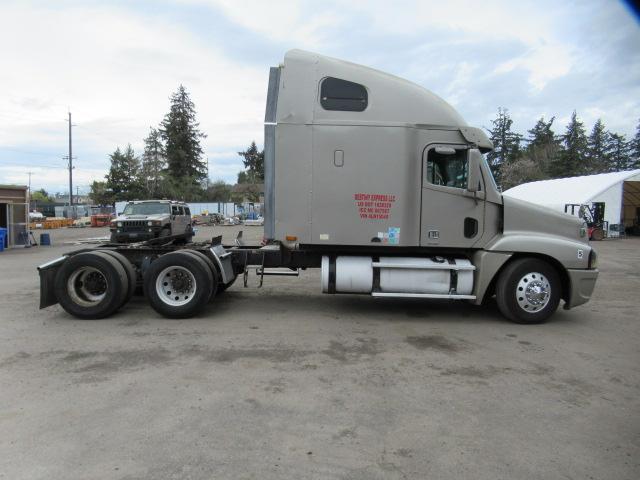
[591,228,605,241]
[496,258,561,324]
[159,227,171,237]
[110,232,118,243]
[97,250,137,306]
[175,250,220,301]
[143,252,213,318]
[54,251,128,319]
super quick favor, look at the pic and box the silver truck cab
[110,200,193,243]
[263,50,598,323]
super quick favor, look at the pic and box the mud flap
[37,256,66,309]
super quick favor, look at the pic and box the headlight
[148,221,153,226]
[588,249,597,269]
[117,222,123,227]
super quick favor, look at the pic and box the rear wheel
[97,250,137,305]
[143,252,213,318]
[496,258,561,324]
[54,251,128,319]
[175,250,220,301]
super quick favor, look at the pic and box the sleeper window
[320,77,368,112]
[426,149,468,189]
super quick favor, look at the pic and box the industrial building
[504,169,640,235]
[0,185,29,248]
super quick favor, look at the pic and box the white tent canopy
[503,170,640,230]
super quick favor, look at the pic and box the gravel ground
[0,226,638,480]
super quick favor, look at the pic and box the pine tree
[527,116,557,150]
[553,111,588,177]
[160,85,207,184]
[605,133,631,172]
[140,127,166,198]
[523,116,561,178]
[485,108,522,186]
[237,141,264,181]
[632,119,640,168]
[106,145,141,201]
[586,119,608,174]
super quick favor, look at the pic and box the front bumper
[111,227,162,242]
[564,268,598,309]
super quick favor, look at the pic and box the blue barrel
[0,227,6,252]
[40,233,51,246]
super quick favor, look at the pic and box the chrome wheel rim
[67,266,108,307]
[516,272,551,313]
[155,266,196,306]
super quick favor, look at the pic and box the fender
[485,233,591,270]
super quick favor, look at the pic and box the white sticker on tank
[319,234,329,241]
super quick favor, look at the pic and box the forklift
[565,202,606,240]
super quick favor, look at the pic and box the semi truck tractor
[37,50,598,324]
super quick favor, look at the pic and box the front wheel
[495,258,561,324]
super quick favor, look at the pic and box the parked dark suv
[110,200,193,243]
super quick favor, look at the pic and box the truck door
[420,145,485,248]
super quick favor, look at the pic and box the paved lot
[0,227,638,480]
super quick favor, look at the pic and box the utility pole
[27,171,33,211]
[68,111,73,207]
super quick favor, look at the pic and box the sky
[0,0,639,195]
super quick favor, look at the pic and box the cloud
[0,1,267,191]
[0,0,638,193]
[184,0,342,48]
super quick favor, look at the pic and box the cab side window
[320,77,368,112]
[426,148,468,189]
[184,207,191,216]
[172,205,180,216]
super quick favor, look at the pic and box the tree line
[486,109,640,190]
[90,85,265,205]
[90,86,639,204]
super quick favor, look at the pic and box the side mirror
[467,149,482,193]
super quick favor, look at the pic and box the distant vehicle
[223,216,241,225]
[244,216,265,226]
[109,200,193,243]
[29,211,44,221]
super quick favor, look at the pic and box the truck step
[371,292,476,300]
[256,268,300,277]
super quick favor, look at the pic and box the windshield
[122,203,170,215]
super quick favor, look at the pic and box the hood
[502,196,586,243]
[118,213,168,221]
